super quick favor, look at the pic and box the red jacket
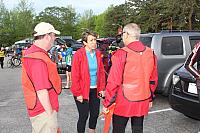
[70,47,106,99]
[103,41,158,117]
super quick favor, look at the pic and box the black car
[62,38,83,51]
[169,64,200,120]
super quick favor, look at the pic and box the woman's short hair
[81,30,97,43]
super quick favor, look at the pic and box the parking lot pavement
[58,91,200,133]
[0,60,199,133]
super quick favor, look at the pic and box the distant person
[61,43,73,89]
[15,45,22,57]
[102,23,158,133]
[115,33,124,48]
[49,45,60,63]
[184,42,200,133]
[21,22,62,133]
[0,47,5,69]
[70,30,106,133]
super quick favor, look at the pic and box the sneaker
[64,86,69,89]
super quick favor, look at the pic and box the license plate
[188,83,198,94]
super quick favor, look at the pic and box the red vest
[122,46,154,102]
[21,52,62,110]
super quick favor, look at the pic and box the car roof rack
[160,30,200,33]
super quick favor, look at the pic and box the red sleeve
[70,52,82,96]
[103,50,126,107]
[29,59,52,91]
[149,54,158,93]
[98,52,106,91]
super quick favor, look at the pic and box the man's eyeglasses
[121,31,126,37]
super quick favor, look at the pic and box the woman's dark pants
[74,89,100,133]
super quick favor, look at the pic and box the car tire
[162,87,170,96]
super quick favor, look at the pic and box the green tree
[0,0,34,46]
[0,0,10,46]
[35,6,77,38]
[77,10,96,30]
[13,0,34,40]
[94,13,106,37]
[127,0,200,32]
[103,4,127,37]
[74,10,96,39]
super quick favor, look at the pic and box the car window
[161,36,183,55]
[140,37,152,47]
[189,36,200,49]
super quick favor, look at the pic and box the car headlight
[172,75,180,85]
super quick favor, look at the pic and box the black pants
[112,114,144,133]
[195,80,200,102]
[74,89,100,133]
[0,57,4,68]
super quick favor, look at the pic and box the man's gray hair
[123,23,141,40]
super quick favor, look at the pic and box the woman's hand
[102,106,109,114]
[98,91,105,99]
[76,95,83,103]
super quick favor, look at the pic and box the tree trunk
[188,6,194,30]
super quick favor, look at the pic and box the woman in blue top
[62,43,73,89]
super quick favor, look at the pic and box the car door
[156,35,187,94]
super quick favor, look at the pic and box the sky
[4,0,125,15]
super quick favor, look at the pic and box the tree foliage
[1,0,200,47]
[0,0,34,46]
[127,0,200,32]
[35,6,77,37]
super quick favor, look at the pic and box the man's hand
[76,95,83,103]
[37,89,53,116]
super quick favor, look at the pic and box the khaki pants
[30,111,58,133]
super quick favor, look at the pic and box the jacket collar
[127,41,145,52]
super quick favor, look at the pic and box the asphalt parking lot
[0,57,199,133]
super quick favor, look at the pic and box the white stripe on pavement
[149,108,173,114]
[100,108,173,121]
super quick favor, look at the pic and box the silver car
[140,31,200,95]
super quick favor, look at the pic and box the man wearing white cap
[21,22,62,133]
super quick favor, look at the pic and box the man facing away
[103,23,158,133]
[21,22,62,133]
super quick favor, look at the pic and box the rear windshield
[140,37,152,47]
[189,36,200,49]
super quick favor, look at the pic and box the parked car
[140,31,200,95]
[62,38,83,51]
[97,38,116,76]
[169,64,200,120]
[51,37,83,74]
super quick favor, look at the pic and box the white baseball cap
[33,22,60,36]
